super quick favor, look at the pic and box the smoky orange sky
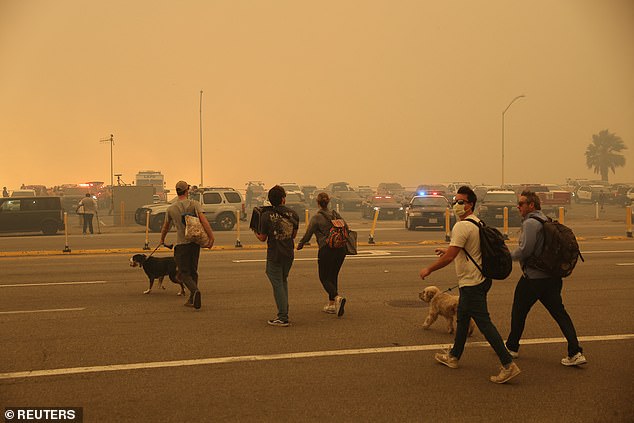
[1,0,633,193]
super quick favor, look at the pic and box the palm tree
[585,130,627,182]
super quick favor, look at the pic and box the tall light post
[199,90,203,187]
[100,134,114,213]
[502,95,525,187]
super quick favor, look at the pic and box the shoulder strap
[462,219,483,275]
[529,215,547,224]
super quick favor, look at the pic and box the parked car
[325,181,353,194]
[356,185,374,199]
[0,196,64,235]
[331,191,364,212]
[300,185,318,202]
[575,185,607,204]
[135,187,245,232]
[404,195,452,230]
[283,192,308,222]
[516,184,571,215]
[362,195,404,220]
[279,182,301,192]
[477,190,520,227]
[10,189,36,197]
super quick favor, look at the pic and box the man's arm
[419,246,461,279]
[512,219,539,261]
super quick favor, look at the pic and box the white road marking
[581,250,634,254]
[0,281,107,288]
[0,307,85,315]
[1,333,631,380]
[616,263,634,266]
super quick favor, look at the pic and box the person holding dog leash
[160,180,214,310]
[419,185,520,384]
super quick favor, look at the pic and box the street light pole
[502,95,525,187]
[199,90,203,187]
[100,134,114,214]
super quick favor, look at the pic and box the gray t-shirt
[78,197,97,214]
[165,199,204,245]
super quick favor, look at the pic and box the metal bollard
[503,207,509,240]
[369,208,379,244]
[235,210,242,247]
[62,212,71,253]
[559,206,565,224]
[143,210,150,250]
[120,201,125,226]
[444,208,451,242]
[336,203,340,214]
[627,206,632,238]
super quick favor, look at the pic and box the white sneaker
[322,304,336,314]
[561,352,587,366]
[490,362,521,384]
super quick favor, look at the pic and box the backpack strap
[462,219,484,276]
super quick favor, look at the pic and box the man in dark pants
[254,185,299,327]
[506,190,586,366]
[160,181,214,310]
[419,186,520,384]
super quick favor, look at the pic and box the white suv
[135,187,245,232]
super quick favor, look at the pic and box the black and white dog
[129,254,185,296]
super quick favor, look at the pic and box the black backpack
[464,219,513,280]
[527,216,583,278]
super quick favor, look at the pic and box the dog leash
[147,243,173,259]
[442,284,459,293]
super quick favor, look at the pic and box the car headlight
[374,206,380,211]
[399,207,403,210]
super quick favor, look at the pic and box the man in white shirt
[419,186,520,384]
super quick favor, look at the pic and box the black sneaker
[267,318,290,327]
[193,290,201,309]
[335,295,346,317]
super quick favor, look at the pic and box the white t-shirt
[449,215,485,287]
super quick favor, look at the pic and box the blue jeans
[506,275,582,357]
[265,258,293,322]
[451,279,512,366]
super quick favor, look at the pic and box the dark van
[0,196,65,235]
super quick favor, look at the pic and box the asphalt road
[1,242,633,422]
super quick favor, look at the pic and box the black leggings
[317,247,346,301]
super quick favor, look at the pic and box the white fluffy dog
[419,285,475,336]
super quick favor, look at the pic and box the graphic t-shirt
[261,205,299,263]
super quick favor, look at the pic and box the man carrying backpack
[419,186,520,384]
[505,191,586,366]
[254,185,299,327]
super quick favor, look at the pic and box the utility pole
[501,95,525,187]
[199,90,204,187]
[100,134,114,214]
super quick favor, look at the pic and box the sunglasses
[452,199,470,205]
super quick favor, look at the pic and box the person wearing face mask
[419,185,520,384]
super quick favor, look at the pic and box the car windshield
[411,197,447,207]
[371,196,398,204]
[483,193,517,202]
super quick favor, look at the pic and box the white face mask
[453,203,467,218]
